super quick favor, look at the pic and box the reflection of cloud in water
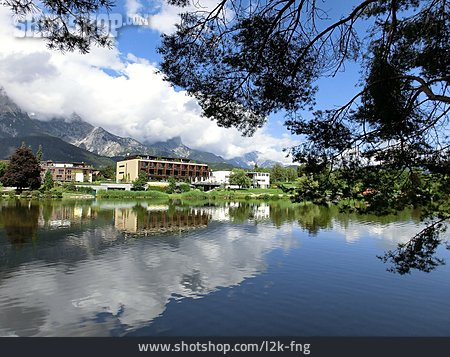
[333,219,423,247]
[0,207,297,336]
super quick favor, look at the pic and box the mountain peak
[69,112,85,123]
[166,136,183,147]
[0,88,22,115]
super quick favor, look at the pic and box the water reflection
[0,200,447,336]
[114,205,209,235]
[0,201,39,247]
[0,201,298,336]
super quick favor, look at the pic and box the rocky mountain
[227,151,283,169]
[34,114,158,157]
[0,135,114,167]
[149,136,230,164]
[0,90,41,138]
[0,90,114,166]
[0,88,287,168]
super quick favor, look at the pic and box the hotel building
[40,161,93,183]
[116,155,210,183]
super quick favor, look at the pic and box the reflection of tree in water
[41,202,53,224]
[378,219,449,274]
[295,205,335,235]
[0,202,39,247]
[181,269,206,294]
[228,203,253,223]
[264,201,449,274]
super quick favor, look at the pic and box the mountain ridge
[0,88,285,168]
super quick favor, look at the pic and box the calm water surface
[0,200,449,336]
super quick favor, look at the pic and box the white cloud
[125,0,143,15]
[0,6,297,164]
[127,0,225,34]
[0,203,297,336]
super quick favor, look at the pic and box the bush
[62,182,76,192]
[147,185,168,193]
[50,186,64,194]
[179,183,191,193]
[74,186,94,194]
[20,192,30,199]
[178,189,209,200]
[96,190,169,199]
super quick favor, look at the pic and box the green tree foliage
[36,145,43,161]
[1,144,41,192]
[270,164,298,183]
[167,177,177,194]
[179,183,191,193]
[0,161,7,180]
[270,164,287,183]
[158,0,449,272]
[159,1,448,163]
[41,170,54,192]
[285,167,298,182]
[132,171,148,191]
[93,166,115,181]
[100,165,115,180]
[229,169,252,188]
[158,0,448,192]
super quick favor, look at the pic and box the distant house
[40,161,93,183]
[247,171,270,189]
[116,155,210,183]
[210,170,270,189]
[210,170,232,185]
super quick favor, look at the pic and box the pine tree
[36,145,43,161]
[42,170,54,191]
[132,171,148,191]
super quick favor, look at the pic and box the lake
[0,199,449,336]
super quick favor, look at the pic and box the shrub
[52,191,63,198]
[96,190,169,199]
[179,189,209,200]
[179,183,191,193]
[19,192,28,199]
[147,185,168,193]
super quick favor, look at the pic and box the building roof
[41,161,93,168]
[120,155,208,166]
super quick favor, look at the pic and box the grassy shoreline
[0,188,294,202]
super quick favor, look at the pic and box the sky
[0,0,362,163]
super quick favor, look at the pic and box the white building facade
[210,170,270,189]
[247,172,270,189]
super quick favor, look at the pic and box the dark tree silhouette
[378,218,450,274]
[157,0,449,272]
[1,144,42,192]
